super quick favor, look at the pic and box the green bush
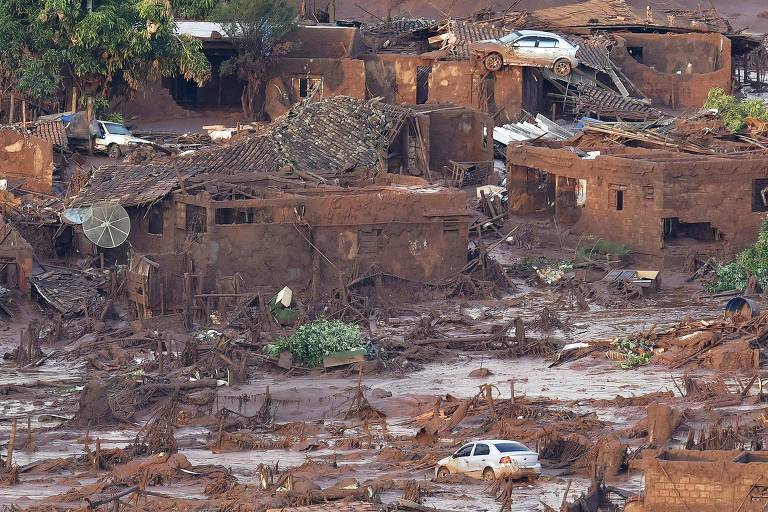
[705,219,768,292]
[265,318,363,367]
[703,87,768,133]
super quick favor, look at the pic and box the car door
[467,443,492,476]
[535,36,560,66]
[508,36,539,67]
[450,443,474,475]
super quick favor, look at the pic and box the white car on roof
[434,439,542,481]
[469,29,579,76]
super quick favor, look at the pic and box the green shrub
[705,219,768,292]
[703,87,768,133]
[265,318,363,367]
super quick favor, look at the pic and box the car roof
[513,30,565,38]
[468,440,528,444]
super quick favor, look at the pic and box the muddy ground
[0,212,750,511]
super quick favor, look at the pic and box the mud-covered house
[507,143,768,266]
[71,96,482,318]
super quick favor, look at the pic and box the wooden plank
[322,349,367,369]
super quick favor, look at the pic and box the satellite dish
[82,202,131,248]
[61,207,93,225]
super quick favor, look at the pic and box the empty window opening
[610,187,625,211]
[185,205,207,234]
[147,205,164,235]
[753,179,768,212]
[297,76,323,98]
[416,66,431,104]
[663,218,721,242]
[215,207,272,225]
[627,47,644,64]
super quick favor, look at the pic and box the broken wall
[265,58,367,119]
[364,54,428,105]
[427,61,527,121]
[0,219,34,296]
[640,450,768,512]
[611,32,731,108]
[0,130,53,193]
[417,106,493,173]
[508,146,664,256]
[507,146,768,263]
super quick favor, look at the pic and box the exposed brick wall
[641,450,768,512]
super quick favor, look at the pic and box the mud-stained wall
[427,61,527,121]
[364,54,428,105]
[265,58,367,119]
[283,26,363,59]
[418,107,493,172]
[127,182,469,295]
[611,33,731,108]
[0,219,33,296]
[0,131,53,194]
[508,146,768,261]
[639,450,768,512]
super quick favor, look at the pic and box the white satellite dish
[82,202,131,248]
[61,207,93,225]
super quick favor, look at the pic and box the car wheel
[483,53,503,72]
[108,144,122,159]
[553,58,572,76]
[482,467,496,481]
[437,466,450,479]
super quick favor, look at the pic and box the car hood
[437,456,452,466]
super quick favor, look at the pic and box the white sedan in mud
[435,440,541,481]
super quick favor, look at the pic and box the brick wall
[641,450,768,512]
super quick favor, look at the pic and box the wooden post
[510,378,516,404]
[157,338,164,374]
[94,438,101,472]
[25,415,32,450]
[8,94,14,124]
[7,418,17,467]
[21,101,27,127]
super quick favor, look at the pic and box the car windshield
[498,33,519,43]
[103,123,131,135]
[494,442,531,452]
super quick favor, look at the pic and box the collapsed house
[0,130,54,194]
[507,142,768,266]
[70,96,479,318]
[0,218,33,297]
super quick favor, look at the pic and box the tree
[212,0,296,119]
[0,0,213,109]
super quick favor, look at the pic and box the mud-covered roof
[1,120,68,149]
[526,0,643,29]
[71,96,412,206]
[32,268,105,316]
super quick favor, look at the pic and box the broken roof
[32,268,105,316]
[71,96,411,207]
[2,120,68,149]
